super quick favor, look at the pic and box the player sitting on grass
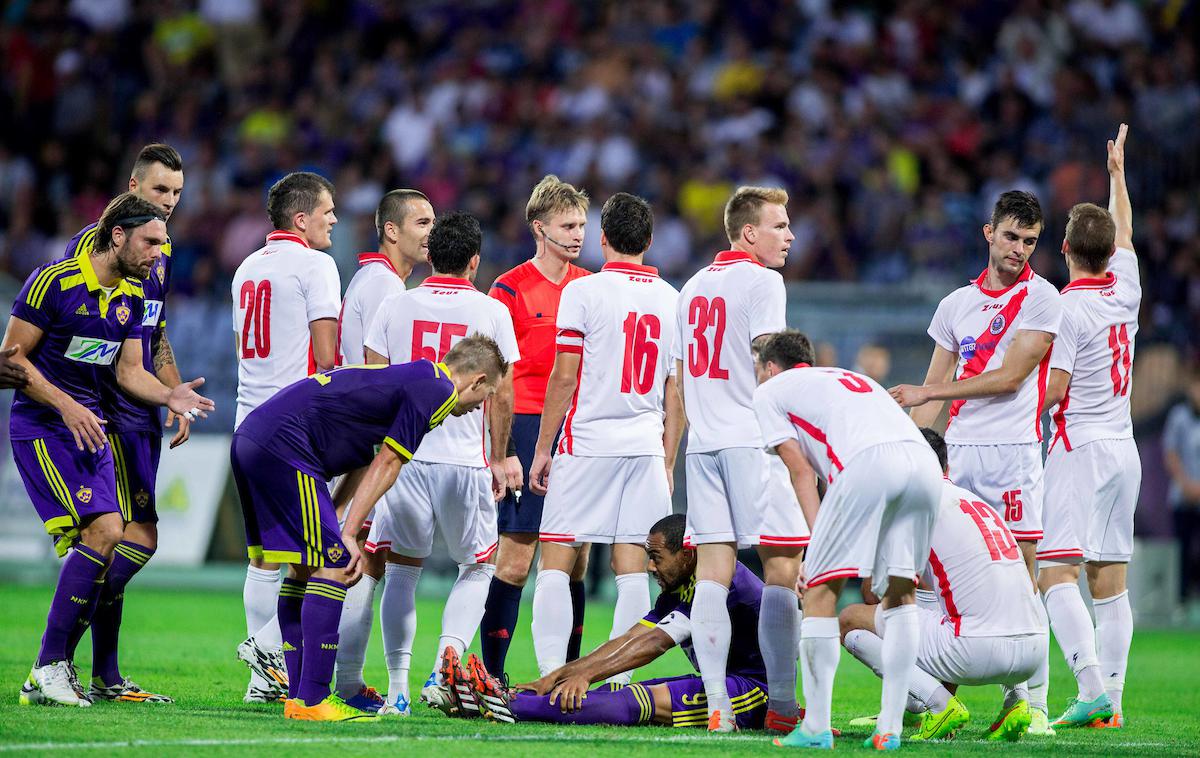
[437,514,772,729]
[839,428,1048,742]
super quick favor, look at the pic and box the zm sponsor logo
[115,303,131,325]
[65,336,120,365]
[327,545,344,563]
[142,300,163,327]
[75,485,93,503]
[989,314,1006,335]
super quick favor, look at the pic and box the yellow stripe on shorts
[34,439,78,523]
[108,434,131,522]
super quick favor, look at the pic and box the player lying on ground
[437,514,779,730]
[839,428,1049,742]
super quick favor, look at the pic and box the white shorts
[949,442,1044,541]
[1039,437,1141,565]
[805,441,941,597]
[364,460,497,565]
[539,454,671,545]
[684,448,810,549]
[908,607,1046,687]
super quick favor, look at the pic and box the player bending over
[840,428,1048,742]
[753,330,942,751]
[445,514,771,729]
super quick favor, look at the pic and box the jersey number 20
[239,280,271,359]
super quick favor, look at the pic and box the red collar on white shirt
[972,264,1034,297]
[420,275,475,290]
[357,252,398,275]
[793,363,811,369]
[1061,271,1116,292]
[602,261,659,276]
[267,230,309,248]
[712,250,762,267]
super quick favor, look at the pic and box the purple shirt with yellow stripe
[234,360,457,479]
[9,252,144,441]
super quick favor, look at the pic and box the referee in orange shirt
[480,176,591,681]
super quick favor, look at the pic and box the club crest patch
[156,260,166,283]
[75,486,93,503]
[327,545,344,563]
[135,490,150,508]
[115,303,131,325]
[989,314,1006,335]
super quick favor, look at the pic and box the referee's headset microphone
[540,226,577,251]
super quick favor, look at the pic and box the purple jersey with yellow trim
[234,360,457,479]
[642,561,767,679]
[9,253,144,440]
[66,223,173,433]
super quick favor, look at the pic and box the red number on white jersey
[239,280,272,359]
[958,499,1020,561]
[411,320,468,362]
[1108,324,1132,397]
[686,296,729,380]
[837,371,872,393]
[621,312,661,395]
[1001,489,1023,523]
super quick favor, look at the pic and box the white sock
[244,565,280,690]
[531,569,571,676]
[691,580,732,713]
[1044,582,1104,700]
[878,604,920,736]
[1003,683,1030,708]
[381,564,421,701]
[608,572,651,686]
[335,574,378,698]
[844,628,885,678]
[844,628,940,713]
[1093,590,1132,713]
[799,616,840,734]
[759,584,800,717]
[254,614,282,649]
[434,563,496,673]
[1027,645,1050,713]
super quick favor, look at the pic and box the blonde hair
[724,186,789,245]
[525,174,589,231]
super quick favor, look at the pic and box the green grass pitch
[1,582,1198,756]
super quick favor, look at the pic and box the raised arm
[1107,123,1133,251]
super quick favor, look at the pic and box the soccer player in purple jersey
[60,143,187,704]
[445,515,770,730]
[230,335,507,722]
[4,193,214,708]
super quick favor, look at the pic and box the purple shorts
[642,673,768,729]
[107,431,161,523]
[231,433,349,569]
[11,435,119,555]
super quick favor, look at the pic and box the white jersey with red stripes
[927,265,1062,445]
[1049,247,1140,450]
[232,231,342,429]
[363,275,521,468]
[338,253,406,365]
[672,250,787,453]
[923,480,1046,637]
[753,365,926,483]
[554,261,679,457]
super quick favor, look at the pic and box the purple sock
[567,580,586,661]
[510,682,653,725]
[481,577,523,677]
[91,541,153,686]
[278,578,306,699]
[38,544,109,667]
[297,578,346,706]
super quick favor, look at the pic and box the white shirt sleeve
[555,280,588,334]
[655,608,692,645]
[1018,283,1062,335]
[671,290,687,362]
[1047,305,1079,374]
[492,302,522,363]
[753,380,795,450]
[362,294,397,361]
[304,253,342,322]
[927,294,958,352]
[749,272,788,339]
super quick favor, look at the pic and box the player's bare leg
[693,542,738,730]
[1085,562,1130,726]
[757,546,802,730]
[532,542,583,676]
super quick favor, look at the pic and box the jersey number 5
[412,320,468,362]
[239,280,271,359]
[621,312,660,395]
[687,296,728,379]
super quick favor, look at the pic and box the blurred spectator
[1166,369,1200,603]
[853,344,892,386]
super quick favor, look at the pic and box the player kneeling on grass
[839,428,1049,742]
[441,514,771,729]
[230,335,506,722]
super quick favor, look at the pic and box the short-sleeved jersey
[235,361,457,480]
[923,480,1046,637]
[754,365,925,483]
[363,276,521,468]
[9,252,144,440]
[641,562,767,679]
[554,261,679,457]
[338,252,406,366]
[927,265,1062,445]
[1049,248,1140,450]
[232,231,342,429]
[489,260,590,415]
[673,251,787,453]
[67,223,174,434]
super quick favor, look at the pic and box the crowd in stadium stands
[0,0,1195,357]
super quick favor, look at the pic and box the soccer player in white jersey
[840,428,1048,742]
[361,211,521,716]
[753,331,942,751]
[231,172,342,703]
[1038,125,1139,730]
[328,188,435,712]
[529,193,683,684]
[672,186,809,734]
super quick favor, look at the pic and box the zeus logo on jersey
[142,300,163,327]
[64,336,120,365]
